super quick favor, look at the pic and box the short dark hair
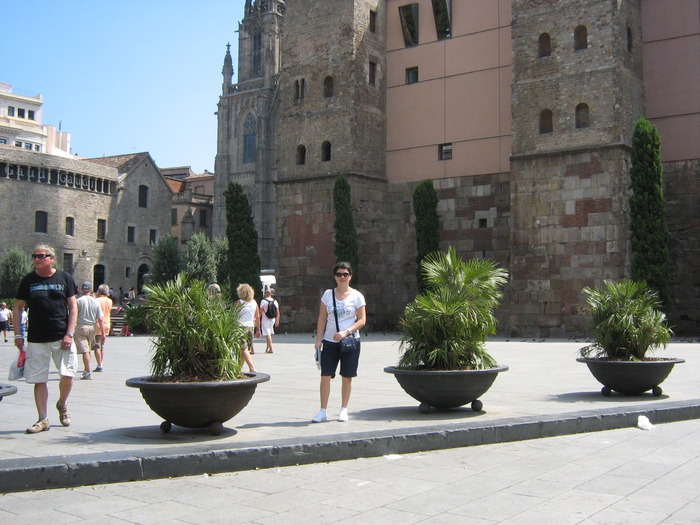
[333,261,352,274]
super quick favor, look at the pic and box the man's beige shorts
[24,340,77,383]
[74,325,96,354]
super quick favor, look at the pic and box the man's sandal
[56,401,71,427]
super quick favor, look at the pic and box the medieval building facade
[214,0,699,336]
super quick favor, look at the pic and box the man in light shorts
[92,284,112,372]
[14,245,78,434]
[75,282,105,380]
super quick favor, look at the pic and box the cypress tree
[413,180,441,291]
[183,232,217,284]
[225,182,262,298]
[629,117,672,311]
[150,235,182,285]
[333,176,360,283]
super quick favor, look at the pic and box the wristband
[66,333,74,338]
[14,334,23,340]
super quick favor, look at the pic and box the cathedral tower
[509,0,645,336]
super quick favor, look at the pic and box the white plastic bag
[8,349,26,381]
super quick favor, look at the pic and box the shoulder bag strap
[331,288,341,333]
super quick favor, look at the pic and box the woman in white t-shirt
[312,262,366,423]
[236,283,260,373]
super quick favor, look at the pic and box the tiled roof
[85,152,150,173]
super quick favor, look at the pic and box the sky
[3,0,248,174]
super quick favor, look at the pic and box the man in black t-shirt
[14,244,78,434]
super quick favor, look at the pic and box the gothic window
[539,109,553,134]
[252,30,262,75]
[399,4,419,47]
[322,141,332,162]
[431,0,451,40]
[324,76,334,98]
[296,145,306,165]
[243,113,257,164]
[575,103,590,129]
[406,67,419,84]
[538,33,551,58]
[574,25,588,51]
[35,211,48,233]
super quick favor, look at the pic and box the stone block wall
[665,159,700,335]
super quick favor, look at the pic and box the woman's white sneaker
[311,409,327,423]
[338,408,349,422]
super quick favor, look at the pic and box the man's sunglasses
[32,254,52,259]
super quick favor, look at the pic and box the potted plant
[384,247,509,413]
[577,279,683,396]
[126,273,269,434]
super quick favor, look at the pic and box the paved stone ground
[0,333,699,521]
[1,419,699,524]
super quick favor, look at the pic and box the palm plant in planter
[126,273,269,434]
[385,247,509,413]
[577,279,682,396]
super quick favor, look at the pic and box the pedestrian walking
[236,283,260,372]
[93,284,113,371]
[74,282,104,380]
[260,288,280,353]
[13,245,78,434]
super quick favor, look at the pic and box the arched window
[574,25,588,51]
[575,103,590,129]
[137,264,149,295]
[296,145,306,165]
[539,109,553,134]
[324,76,334,98]
[321,141,332,162]
[242,113,257,164]
[538,33,551,57]
[93,264,105,289]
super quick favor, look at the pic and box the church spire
[222,43,233,95]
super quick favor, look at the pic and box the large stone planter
[0,384,17,402]
[384,365,508,413]
[126,372,270,435]
[576,358,684,396]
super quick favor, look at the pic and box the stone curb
[1,399,698,493]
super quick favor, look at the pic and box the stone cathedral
[213,0,699,337]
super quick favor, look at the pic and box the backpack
[264,299,277,319]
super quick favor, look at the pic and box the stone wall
[665,159,700,335]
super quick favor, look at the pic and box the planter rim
[0,384,18,397]
[126,372,270,390]
[384,365,509,376]
[576,358,685,365]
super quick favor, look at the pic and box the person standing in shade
[14,245,78,434]
[93,284,113,372]
[236,283,260,372]
[74,282,105,380]
[313,262,366,423]
[260,288,280,353]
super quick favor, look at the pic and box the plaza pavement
[0,333,698,497]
